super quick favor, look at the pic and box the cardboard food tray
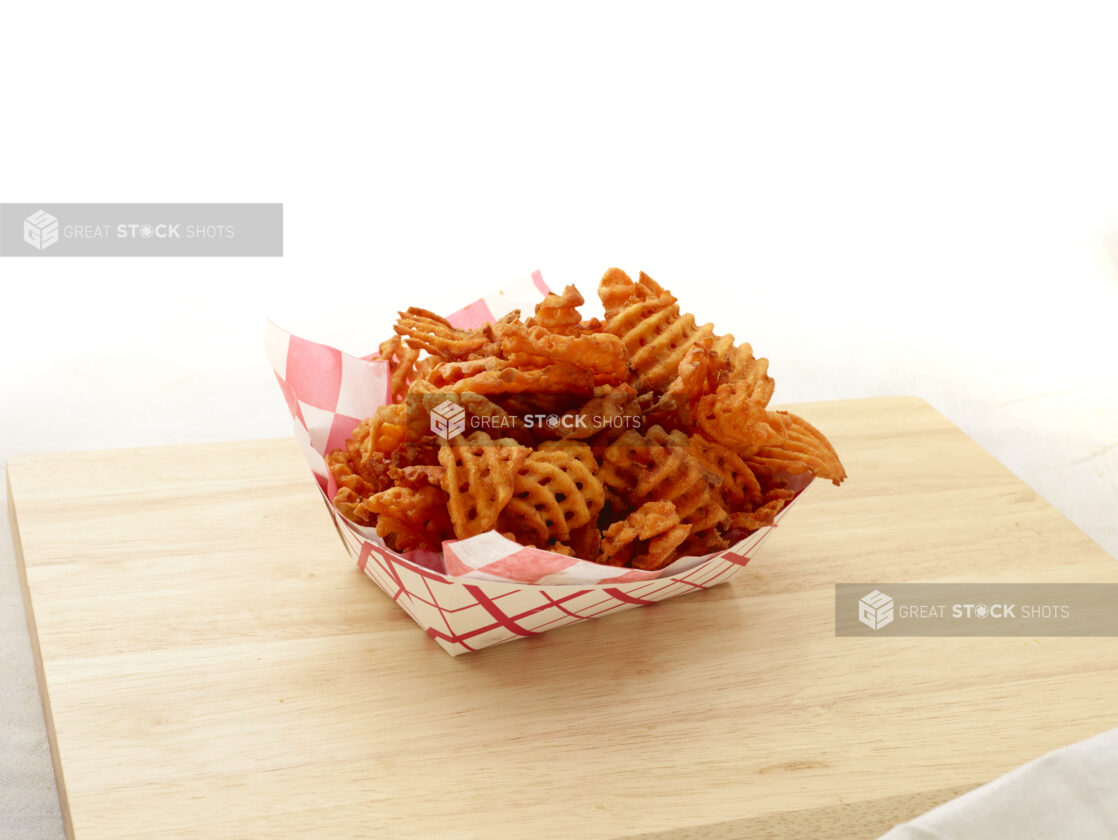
[266,272,816,654]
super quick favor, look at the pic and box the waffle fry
[600,269,731,391]
[327,269,844,568]
[395,307,491,358]
[688,432,763,507]
[600,501,693,570]
[728,487,797,533]
[437,431,529,539]
[501,322,629,382]
[364,485,453,552]
[530,285,585,335]
[447,361,597,396]
[749,411,848,485]
[377,335,421,403]
[501,440,604,544]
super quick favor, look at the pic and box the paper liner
[266,271,810,655]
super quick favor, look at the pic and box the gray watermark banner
[836,583,1118,636]
[0,203,282,256]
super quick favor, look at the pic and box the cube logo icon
[24,210,60,251]
[429,400,466,439]
[858,590,894,630]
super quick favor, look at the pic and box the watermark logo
[23,210,59,250]
[430,400,466,439]
[858,589,895,630]
[1,203,282,256]
[835,584,1109,636]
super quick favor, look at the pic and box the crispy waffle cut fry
[320,268,845,575]
[377,335,421,403]
[326,446,388,498]
[501,322,630,382]
[600,501,693,570]
[588,391,650,448]
[725,343,775,403]
[729,486,797,533]
[636,426,729,534]
[599,269,732,391]
[448,362,597,396]
[688,432,763,507]
[332,404,410,459]
[695,380,776,455]
[598,428,651,509]
[648,343,716,428]
[333,487,373,526]
[599,425,729,536]
[748,410,848,485]
[388,464,446,490]
[694,343,779,454]
[530,285,585,335]
[362,485,453,553]
[425,357,511,389]
[567,521,602,561]
[500,440,604,544]
[553,385,638,440]
[677,528,731,558]
[327,412,400,494]
[400,380,443,443]
[395,307,491,358]
[412,355,440,382]
[492,392,574,417]
[467,310,522,359]
[437,431,529,539]
[327,420,397,525]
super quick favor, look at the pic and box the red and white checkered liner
[267,271,810,655]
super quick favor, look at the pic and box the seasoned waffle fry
[388,464,446,490]
[599,425,729,536]
[689,433,762,507]
[424,356,511,388]
[728,486,797,533]
[600,269,730,391]
[501,440,604,543]
[501,322,629,381]
[554,385,637,440]
[364,485,453,553]
[437,431,529,539]
[327,270,844,570]
[749,411,848,485]
[447,362,596,396]
[530,285,585,335]
[600,501,692,570]
[378,335,421,403]
[326,446,390,499]
[695,382,777,456]
[566,522,602,562]
[648,343,716,428]
[333,486,374,526]
[395,307,491,358]
[636,426,729,535]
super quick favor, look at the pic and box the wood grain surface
[9,397,1118,840]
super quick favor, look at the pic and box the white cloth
[880,728,1118,840]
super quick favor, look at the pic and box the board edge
[7,465,77,840]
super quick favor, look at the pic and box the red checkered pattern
[267,273,809,655]
[266,318,390,490]
[328,501,789,655]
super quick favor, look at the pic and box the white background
[1,3,1116,837]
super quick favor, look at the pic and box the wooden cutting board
[9,396,1118,840]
